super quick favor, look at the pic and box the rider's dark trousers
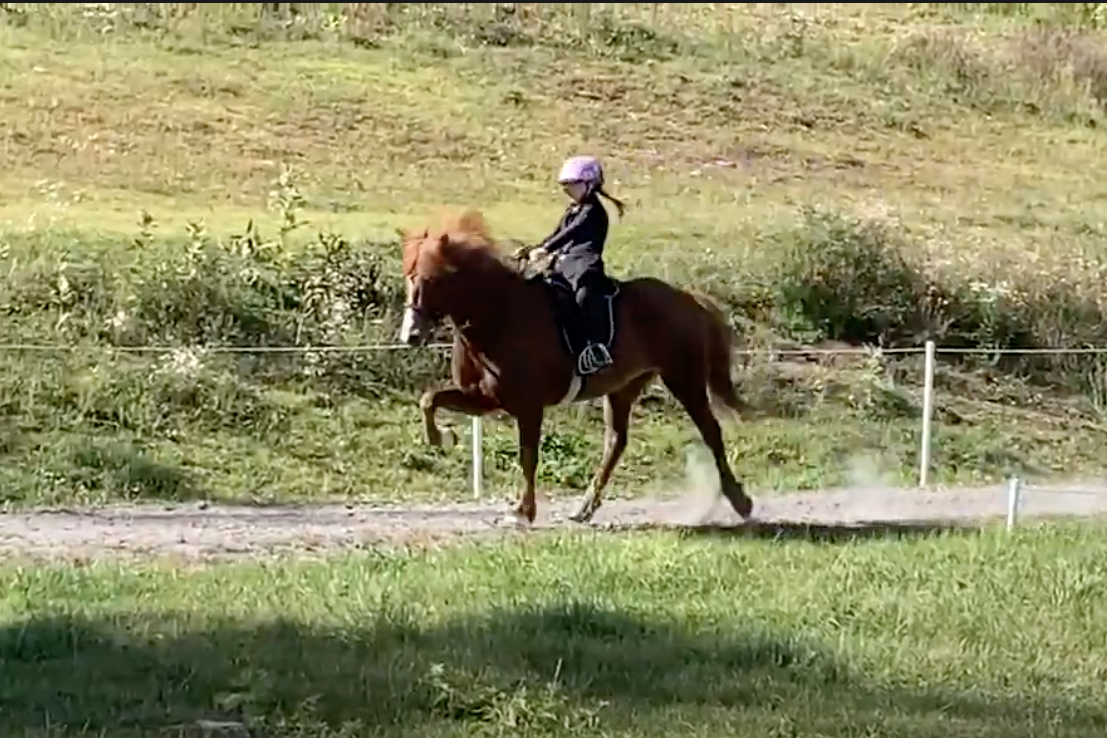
[561,264,610,346]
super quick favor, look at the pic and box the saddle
[536,271,621,376]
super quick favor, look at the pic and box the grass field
[5,7,1107,733]
[5,2,1107,506]
[1,523,1105,737]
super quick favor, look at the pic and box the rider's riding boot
[576,293,613,375]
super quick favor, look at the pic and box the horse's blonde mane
[434,209,500,253]
[402,208,515,278]
[430,209,516,274]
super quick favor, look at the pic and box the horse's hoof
[516,502,538,525]
[495,511,532,529]
[734,496,754,521]
[735,492,754,520]
[568,496,600,524]
[723,481,754,520]
[440,427,458,449]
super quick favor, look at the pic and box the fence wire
[5,343,1107,356]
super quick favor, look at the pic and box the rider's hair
[596,186,627,219]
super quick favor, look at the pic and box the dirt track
[2,482,1107,560]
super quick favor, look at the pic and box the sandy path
[2,481,1106,560]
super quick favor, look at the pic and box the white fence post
[1006,476,1022,531]
[918,340,937,488]
[471,416,483,499]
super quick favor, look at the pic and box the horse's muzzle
[401,329,426,347]
[399,305,427,346]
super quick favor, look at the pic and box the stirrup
[577,343,612,376]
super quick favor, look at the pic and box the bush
[772,207,931,346]
[0,181,454,447]
[760,204,1107,390]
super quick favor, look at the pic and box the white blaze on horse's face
[399,275,424,345]
[399,304,418,345]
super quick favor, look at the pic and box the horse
[397,209,755,526]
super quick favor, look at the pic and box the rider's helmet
[557,155,604,191]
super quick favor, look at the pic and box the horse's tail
[691,292,749,418]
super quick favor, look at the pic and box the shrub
[758,203,1107,392]
[772,207,930,346]
[0,201,448,441]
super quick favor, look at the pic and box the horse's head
[397,210,506,346]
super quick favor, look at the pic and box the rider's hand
[528,246,549,263]
[511,244,533,261]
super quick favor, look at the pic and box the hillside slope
[2,3,1107,505]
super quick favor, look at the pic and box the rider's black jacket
[537,193,609,283]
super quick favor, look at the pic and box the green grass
[2,524,1106,736]
[6,2,1107,506]
[5,12,1107,738]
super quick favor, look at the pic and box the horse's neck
[448,267,534,349]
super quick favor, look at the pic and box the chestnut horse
[398,210,755,526]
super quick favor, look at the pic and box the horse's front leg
[419,386,498,447]
[511,408,545,524]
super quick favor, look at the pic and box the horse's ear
[434,232,461,274]
[398,226,429,242]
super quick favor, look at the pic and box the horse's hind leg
[570,373,654,524]
[420,386,498,447]
[660,369,754,520]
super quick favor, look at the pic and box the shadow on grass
[586,516,986,543]
[0,603,1103,737]
[676,518,986,543]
